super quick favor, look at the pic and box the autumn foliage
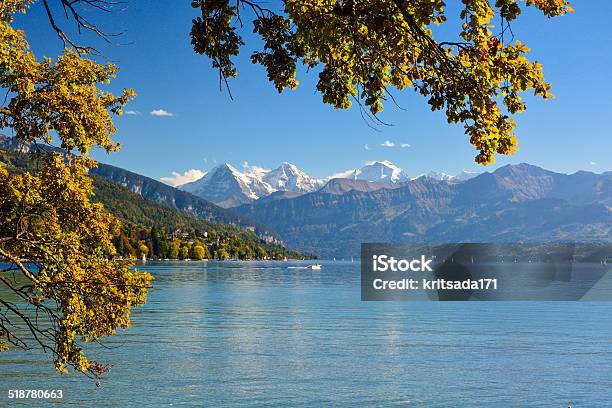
[191,0,572,164]
[0,0,152,378]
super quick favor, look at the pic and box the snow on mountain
[425,171,455,182]
[329,160,409,184]
[454,170,481,181]
[245,172,276,198]
[179,163,259,207]
[261,162,324,193]
[235,163,612,258]
[178,159,482,207]
[411,170,481,183]
[180,162,322,207]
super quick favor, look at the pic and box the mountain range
[234,163,612,258]
[180,162,324,207]
[177,160,480,208]
[3,135,609,259]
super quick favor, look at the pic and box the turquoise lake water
[1,260,611,407]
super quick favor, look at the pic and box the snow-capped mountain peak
[329,160,408,184]
[179,161,322,207]
[425,171,455,181]
[262,162,324,193]
[179,163,260,207]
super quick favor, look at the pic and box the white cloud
[328,168,357,180]
[124,110,140,116]
[364,144,370,150]
[160,169,205,186]
[589,161,597,166]
[379,140,409,148]
[150,109,174,117]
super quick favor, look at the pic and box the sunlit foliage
[191,0,572,164]
[0,0,152,379]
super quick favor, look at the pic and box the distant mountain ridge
[178,160,480,208]
[235,163,612,258]
[319,178,401,195]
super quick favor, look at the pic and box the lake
[1,260,611,407]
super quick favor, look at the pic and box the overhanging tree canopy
[190,0,572,164]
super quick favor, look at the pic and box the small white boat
[287,264,322,270]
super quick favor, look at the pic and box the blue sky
[15,1,612,183]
